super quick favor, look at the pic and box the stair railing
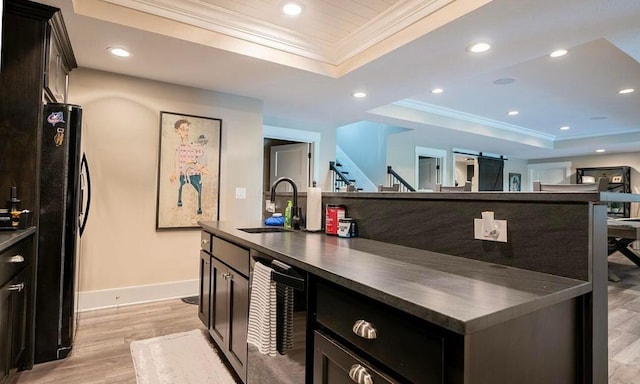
[330,161,353,192]
[386,166,416,192]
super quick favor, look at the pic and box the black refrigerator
[35,103,89,363]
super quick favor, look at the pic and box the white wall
[530,152,640,215]
[68,68,263,306]
[387,130,531,191]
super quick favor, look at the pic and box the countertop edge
[0,227,36,252]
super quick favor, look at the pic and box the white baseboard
[77,279,199,312]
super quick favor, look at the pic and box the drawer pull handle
[8,282,24,292]
[349,364,373,384]
[352,319,377,340]
[8,255,25,263]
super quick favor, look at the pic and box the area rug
[130,329,237,384]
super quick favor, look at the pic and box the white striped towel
[247,262,277,356]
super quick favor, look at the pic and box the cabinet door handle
[202,239,209,244]
[8,282,24,292]
[352,319,377,340]
[223,273,233,280]
[349,364,373,384]
[8,255,25,263]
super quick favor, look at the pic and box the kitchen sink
[238,227,290,233]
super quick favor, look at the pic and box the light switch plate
[235,187,246,199]
[474,219,508,242]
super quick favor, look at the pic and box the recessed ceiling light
[596,149,605,153]
[560,126,570,130]
[507,110,519,116]
[618,88,635,94]
[550,49,568,58]
[108,47,130,57]
[282,2,303,16]
[353,91,367,98]
[468,42,491,53]
[431,88,443,94]
[493,78,516,85]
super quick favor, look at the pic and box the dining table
[607,218,640,281]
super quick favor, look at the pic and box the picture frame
[509,173,521,191]
[156,111,221,229]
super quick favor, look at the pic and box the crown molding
[82,0,480,77]
[333,0,454,64]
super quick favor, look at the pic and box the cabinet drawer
[314,331,399,384]
[316,280,444,384]
[0,239,32,287]
[212,236,249,277]
[201,231,212,253]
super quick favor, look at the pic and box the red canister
[325,204,346,235]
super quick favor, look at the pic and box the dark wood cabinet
[314,279,457,384]
[199,231,249,383]
[313,331,399,384]
[198,251,211,327]
[209,257,229,347]
[0,233,35,384]
[1,1,76,377]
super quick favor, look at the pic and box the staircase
[329,161,361,191]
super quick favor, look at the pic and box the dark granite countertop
[200,221,591,335]
[0,227,36,252]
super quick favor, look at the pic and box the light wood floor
[13,299,205,384]
[608,251,640,384]
[11,253,640,384]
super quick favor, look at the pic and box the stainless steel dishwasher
[247,250,309,384]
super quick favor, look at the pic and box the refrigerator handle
[79,153,91,237]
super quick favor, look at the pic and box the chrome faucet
[270,177,302,229]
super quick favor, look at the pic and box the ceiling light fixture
[468,42,491,53]
[493,78,516,85]
[282,2,303,16]
[431,88,443,94]
[618,88,635,94]
[560,126,570,130]
[507,110,519,116]
[549,49,568,58]
[108,47,130,57]
[353,91,367,98]
[596,149,605,153]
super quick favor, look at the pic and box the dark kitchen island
[199,214,596,383]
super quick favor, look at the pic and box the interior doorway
[263,139,313,193]
[417,157,440,190]
[415,147,447,191]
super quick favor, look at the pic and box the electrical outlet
[266,200,275,213]
[474,219,508,242]
[235,187,246,199]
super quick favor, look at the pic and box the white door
[270,143,311,191]
[418,157,439,190]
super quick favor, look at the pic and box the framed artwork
[156,111,221,229]
[509,173,521,192]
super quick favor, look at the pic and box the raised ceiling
[35,0,640,159]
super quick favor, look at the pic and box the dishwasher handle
[271,269,305,291]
